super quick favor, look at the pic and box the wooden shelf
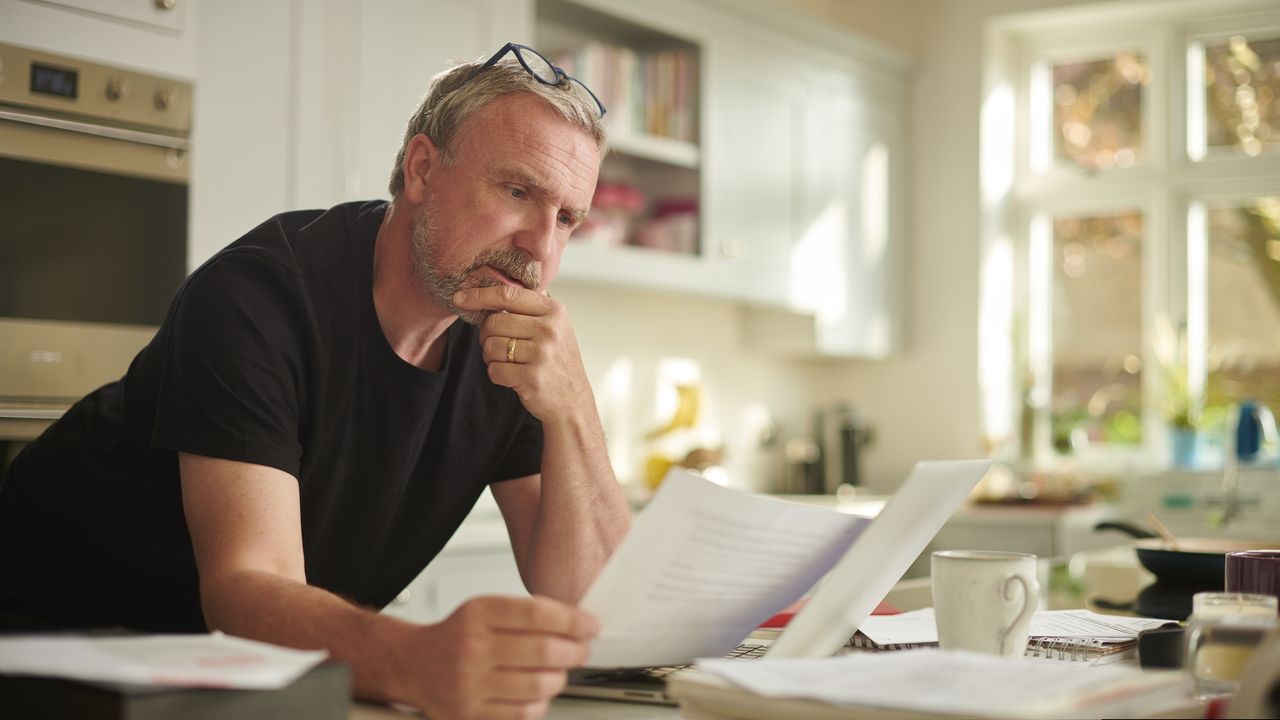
[608,132,700,168]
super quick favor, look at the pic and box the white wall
[552,283,815,493]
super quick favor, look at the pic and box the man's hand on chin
[395,595,598,720]
[453,286,595,426]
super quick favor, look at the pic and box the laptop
[561,459,992,705]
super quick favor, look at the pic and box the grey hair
[388,55,608,196]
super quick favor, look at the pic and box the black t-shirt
[0,200,542,632]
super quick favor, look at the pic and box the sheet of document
[0,632,326,689]
[580,469,870,667]
[858,608,1174,646]
[695,648,1191,719]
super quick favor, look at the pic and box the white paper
[695,648,1191,719]
[858,608,1171,646]
[0,632,327,689]
[580,469,869,667]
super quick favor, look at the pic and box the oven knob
[154,89,174,111]
[105,77,126,102]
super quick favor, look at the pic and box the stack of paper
[673,649,1194,719]
[854,609,1173,664]
[0,632,327,689]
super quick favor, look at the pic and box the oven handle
[0,406,66,421]
[0,108,189,151]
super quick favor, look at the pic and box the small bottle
[1235,399,1264,465]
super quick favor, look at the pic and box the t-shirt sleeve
[151,249,308,478]
[492,411,543,482]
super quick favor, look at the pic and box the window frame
[981,0,1280,472]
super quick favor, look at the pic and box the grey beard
[409,205,542,326]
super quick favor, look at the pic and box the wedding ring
[506,337,518,363]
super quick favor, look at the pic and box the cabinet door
[823,102,903,357]
[350,0,533,201]
[383,550,526,624]
[32,0,184,31]
[793,76,855,321]
[703,41,807,306]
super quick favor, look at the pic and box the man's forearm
[525,412,630,602]
[199,569,417,704]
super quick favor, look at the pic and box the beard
[409,202,542,326]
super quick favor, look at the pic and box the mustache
[466,246,540,290]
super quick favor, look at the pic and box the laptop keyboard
[579,642,769,684]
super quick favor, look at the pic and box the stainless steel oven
[0,41,192,458]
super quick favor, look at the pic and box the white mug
[931,550,1039,657]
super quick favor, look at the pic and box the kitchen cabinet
[33,0,184,32]
[0,0,195,78]
[545,0,909,356]
[700,39,805,307]
[189,0,529,264]
[381,490,527,624]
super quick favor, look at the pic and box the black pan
[1094,520,1272,589]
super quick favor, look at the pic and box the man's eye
[558,213,573,227]
[508,187,526,200]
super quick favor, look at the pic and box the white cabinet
[189,0,528,265]
[807,96,905,357]
[33,0,184,32]
[0,0,195,77]
[701,40,805,307]
[545,0,908,357]
[347,0,532,203]
[381,491,528,625]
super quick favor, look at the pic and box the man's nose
[513,209,560,264]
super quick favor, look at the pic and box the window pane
[1053,54,1147,170]
[1206,198,1280,416]
[1205,36,1280,157]
[1051,212,1144,452]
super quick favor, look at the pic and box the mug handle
[996,573,1039,655]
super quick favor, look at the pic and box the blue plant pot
[1170,427,1198,469]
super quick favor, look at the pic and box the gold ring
[506,337,518,363]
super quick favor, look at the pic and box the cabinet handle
[155,0,177,10]
[723,237,747,260]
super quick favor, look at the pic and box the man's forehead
[461,95,598,160]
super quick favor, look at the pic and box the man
[0,44,630,719]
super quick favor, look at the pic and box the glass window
[1053,53,1148,170]
[1206,197,1280,415]
[1050,212,1145,453]
[1204,36,1280,157]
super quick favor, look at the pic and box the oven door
[0,109,189,439]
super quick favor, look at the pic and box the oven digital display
[30,63,78,99]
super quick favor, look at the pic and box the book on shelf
[553,41,696,143]
[849,608,1176,665]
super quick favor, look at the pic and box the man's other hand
[454,286,594,427]
[398,595,599,720]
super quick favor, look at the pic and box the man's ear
[401,133,442,204]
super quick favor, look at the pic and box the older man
[0,44,629,719]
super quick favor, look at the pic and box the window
[982,3,1280,469]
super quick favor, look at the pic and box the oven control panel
[0,41,191,135]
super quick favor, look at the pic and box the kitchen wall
[551,283,814,493]
[777,0,1113,492]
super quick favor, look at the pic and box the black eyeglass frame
[469,42,607,118]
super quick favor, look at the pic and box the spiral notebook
[852,608,1175,665]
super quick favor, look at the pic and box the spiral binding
[849,633,1115,662]
[1024,636,1109,662]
